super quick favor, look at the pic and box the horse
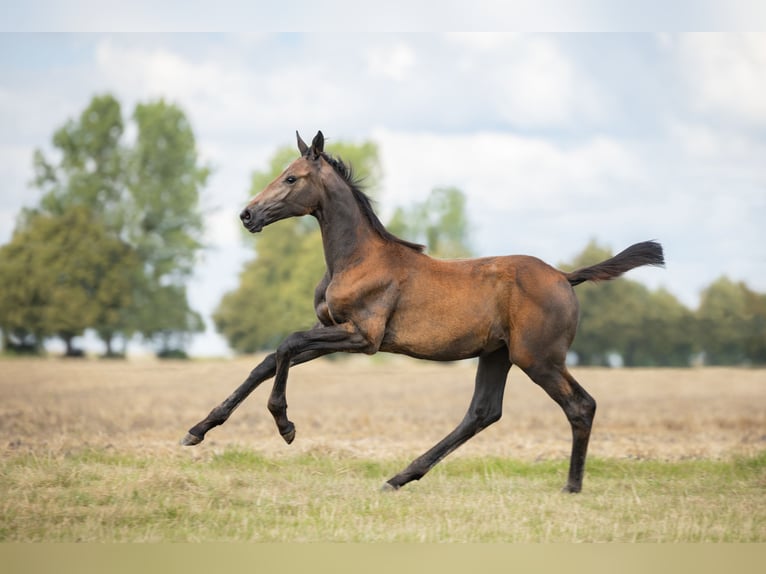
[182,130,664,493]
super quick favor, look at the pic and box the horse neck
[314,183,380,275]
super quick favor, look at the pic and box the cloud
[668,120,766,172]
[374,129,643,214]
[446,34,606,129]
[366,42,416,82]
[676,33,766,126]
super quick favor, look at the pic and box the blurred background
[1,32,764,365]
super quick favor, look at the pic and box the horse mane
[320,152,425,253]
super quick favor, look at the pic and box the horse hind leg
[384,347,511,490]
[522,362,596,493]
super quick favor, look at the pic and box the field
[1,356,764,542]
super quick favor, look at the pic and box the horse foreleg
[384,348,511,490]
[180,349,324,446]
[267,324,373,444]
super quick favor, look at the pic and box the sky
[1,31,765,356]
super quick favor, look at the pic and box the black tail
[565,241,664,287]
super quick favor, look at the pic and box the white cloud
[92,36,367,143]
[446,34,606,128]
[366,42,416,82]
[94,39,255,131]
[668,120,766,172]
[677,33,766,125]
[375,129,642,214]
[493,39,579,126]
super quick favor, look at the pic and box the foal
[183,131,664,492]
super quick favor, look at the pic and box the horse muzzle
[239,207,265,233]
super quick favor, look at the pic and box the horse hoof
[381,482,399,492]
[180,432,203,446]
[281,424,296,444]
[561,484,581,494]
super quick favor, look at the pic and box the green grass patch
[1,447,764,542]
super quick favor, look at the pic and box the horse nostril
[240,208,251,222]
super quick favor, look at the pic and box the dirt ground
[0,356,764,461]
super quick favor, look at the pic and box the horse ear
[309,130,324,159]
[296,131,309,156]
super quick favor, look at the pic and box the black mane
[320,152,425,253]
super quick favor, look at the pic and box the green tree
[0,226,51,353]
[387,186,473,258]
[214,139,382,353]
[28,94,208,355]
[215,227,323,352]
[560,240,693,367]
[32,94,126,232]
[560,241,625,365]
[125,100,209,352]
[127,100,208,281]
[0,206,141,356]
[626,288,696,366]
[697,277,752,365]
[743,288,766,364]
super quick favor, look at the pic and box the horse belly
[381,298,504,361]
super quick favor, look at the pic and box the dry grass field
[1,356,765,541]
[2,355,763,460]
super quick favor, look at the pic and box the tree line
[560,241,766,366]
[1,94,764,365]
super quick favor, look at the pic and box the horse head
[240,131,327,233]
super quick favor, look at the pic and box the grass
[2,447,764,542]
[1,359,765,543]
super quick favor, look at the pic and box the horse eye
[285,175,297,184]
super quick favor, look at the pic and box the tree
[125,100,209,352]
[0,226,51,353]
[33,94,126,232]
[559,240,695,366]
[127,100,208,281]
[0,206,141,355]
[560,241,625,365]
[387,186,474,258]
[214,139,383,353]
[626,288,696,367]
[742,288,766,364]
[697,277,752,365]
[27,94,208,355]
[215,227,323,352]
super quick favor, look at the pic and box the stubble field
[1,356,764,541]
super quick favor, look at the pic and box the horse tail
[564,241,664,287]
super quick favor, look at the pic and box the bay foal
[182,131,664,492]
